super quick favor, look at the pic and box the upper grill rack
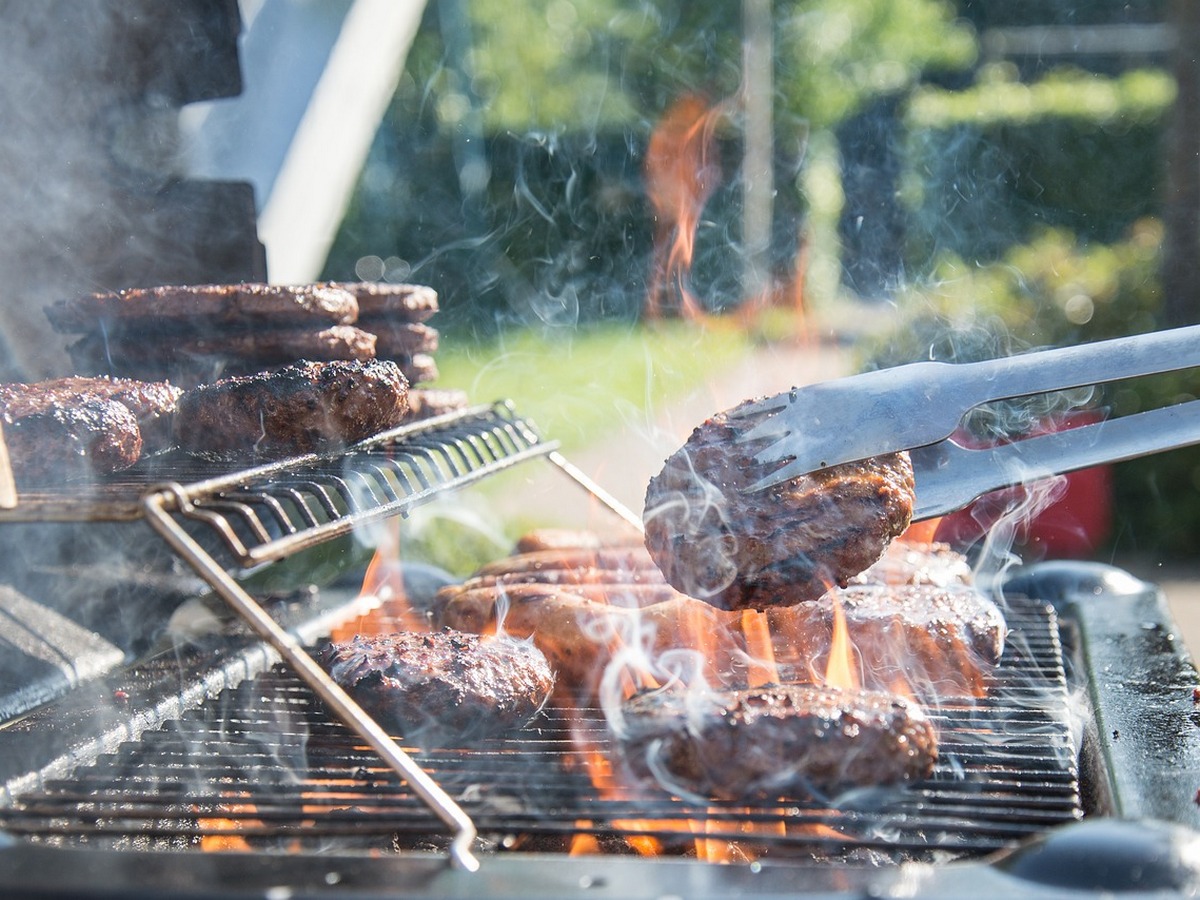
[165,402,558,570]
[0,402,559,569]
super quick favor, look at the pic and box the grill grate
[0,598,1081,862]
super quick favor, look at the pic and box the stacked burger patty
[0,281,468,487]
[47,281,445,391]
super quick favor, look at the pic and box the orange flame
[741,609,779,687]
[898,517,943,545]
[333,519,425,641]
[644,93,728,321]
[823,594,861,691]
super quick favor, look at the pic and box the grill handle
[141,484,481,873]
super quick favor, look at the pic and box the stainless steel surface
[908,399,1200,520]
[733,324,1200,491]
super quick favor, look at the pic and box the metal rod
[545,450,644,533]
[0,420,15,509]
[140,485,481,873]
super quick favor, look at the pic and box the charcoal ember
[1,398,141,484]
[172,358,408,459]
[315,629,554,745]
[616,684,937,801]
[643,398,916,610]
[768,584,1007,699]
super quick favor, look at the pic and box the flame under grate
[0,597,1080,861]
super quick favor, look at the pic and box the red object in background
[933,410,1114,560]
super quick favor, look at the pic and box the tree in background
[326,0,976,327]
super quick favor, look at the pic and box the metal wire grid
[0,598,1080,862]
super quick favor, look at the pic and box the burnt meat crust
[46,282,359,333]
[617,684,937,800]
[172,358,409,459]
[315,629,554,745]
[0,375,181,452]
[643,399,916,610]
[1,398,142,485]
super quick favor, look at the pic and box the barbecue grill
[0,404,1199,898]
[4,2,1200,896]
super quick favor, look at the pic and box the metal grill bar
[0,597,1081,862]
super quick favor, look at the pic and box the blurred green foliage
[902,68,1175,263]
[325,0,978,330]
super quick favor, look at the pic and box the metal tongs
[733,324,1200,520]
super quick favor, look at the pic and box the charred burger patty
[316,629,555,746]
[617,683,937,801]
[643,399,916,610]
[173,358,408,459]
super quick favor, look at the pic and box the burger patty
[643,398,916,611]
[1,398,142,485]
[0,375,181,452]
[404,388,469,421]
[68,324,379,371]
[46,282,359,333]
[315,629,554,745]
[369,322,439,359]
[172,358,409,459]
[334,281,439,322]
[768,584,1007,698]
[617,684,937,800]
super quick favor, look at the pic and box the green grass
[433,320,754,453]
[392,320,755,574]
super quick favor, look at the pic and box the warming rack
[0,401,640,872]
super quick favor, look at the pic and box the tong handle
[951,323,1200,408]
[912,399,1200,520]
[743,323,1200,489]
